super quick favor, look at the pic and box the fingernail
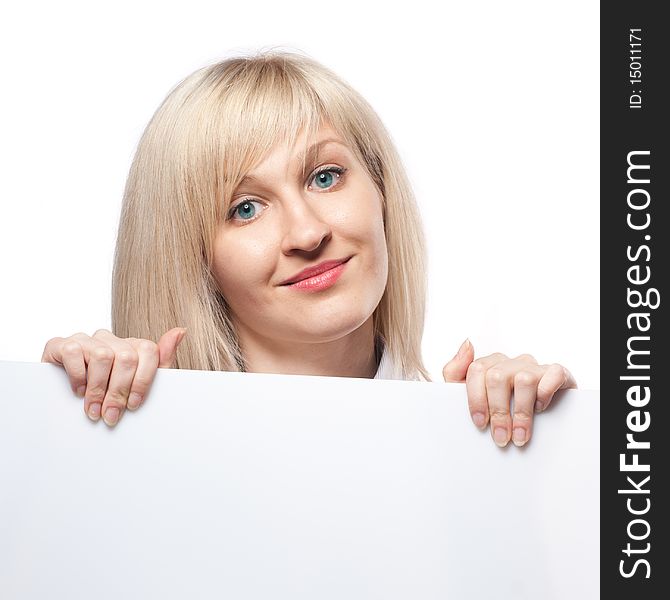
[88,403,101,420]
[534,401,544,412]
[457,338,471,359]
[513,427,527,446]
[493,427,508,447]
[472,412,486,429]
[76,386,86,398]
[103,407,120,426]
[128,392,143,410]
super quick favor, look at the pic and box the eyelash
[227,166,348,223]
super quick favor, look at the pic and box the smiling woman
[212,126,391,378]
[42,49,576,445]
[112,52,428,381]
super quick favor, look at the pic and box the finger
[125,339,161,410]
[442,338,474,383]
[59,340,88,397]
[465,353,508,430]
[41,337,66,364]
[80,339,115,422]
[42,336,87,396]
[535,364,577,412]
[93,330,139,426]
[157,327,187,368]
[485,363,514,447]
[511,366,545,447]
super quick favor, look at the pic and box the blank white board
[0,360,599,599]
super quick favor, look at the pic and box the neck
[234,316,379,378]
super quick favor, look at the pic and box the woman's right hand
[41,328,187,427]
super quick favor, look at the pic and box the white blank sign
[0,361,599,599]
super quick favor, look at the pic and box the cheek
[211,228,278,304]
[332,192,388,279]
[369,221,389,291]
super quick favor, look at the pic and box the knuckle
[485,367,506,386]
[513,409,533,422]
[137,339,159,358]
[86,385,108,401]
[61,341,82,356]
[514,370,537,388]
[105,387,131,407]
[116,349,139,368]
[93,328,111,337]
[537,364,567,398]
[549,362,566,377]
[468,361,487,376]
[490,409,510,420]
[42,337,62,355]
[45,336,63,348]
[91,346,115,362]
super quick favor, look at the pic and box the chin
[280,310,373,344]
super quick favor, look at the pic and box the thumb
[158,327,187,368]
[442,338,474,382]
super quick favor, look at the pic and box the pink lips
[279,257,352,291]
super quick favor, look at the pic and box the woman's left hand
[442,339,577,447]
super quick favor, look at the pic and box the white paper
[0,360,599,599]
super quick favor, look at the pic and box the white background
[0,1,599,389]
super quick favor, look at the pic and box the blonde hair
[112,49,430,381]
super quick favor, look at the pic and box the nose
[280,195,332,255]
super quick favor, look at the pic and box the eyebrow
[238,138,348,186]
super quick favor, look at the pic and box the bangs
[190,53,378,216]
[210,58,333,212]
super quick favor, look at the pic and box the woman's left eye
[309,166,346,191]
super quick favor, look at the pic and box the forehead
[239,126,353,183]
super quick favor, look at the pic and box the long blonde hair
[112,49,430,380]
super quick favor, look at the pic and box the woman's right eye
[228,199,265,223]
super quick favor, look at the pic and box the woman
[41,50,576,447]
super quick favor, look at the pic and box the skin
[41,124,577,445]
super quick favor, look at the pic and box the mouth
[278,256,353,291]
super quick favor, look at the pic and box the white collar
[373,339,405,380]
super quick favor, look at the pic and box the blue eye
[314,170,334,189]
[310,167,345,190]
[229,200,263,222]
[236,202,255,219]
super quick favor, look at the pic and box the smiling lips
[279,257,352,291]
